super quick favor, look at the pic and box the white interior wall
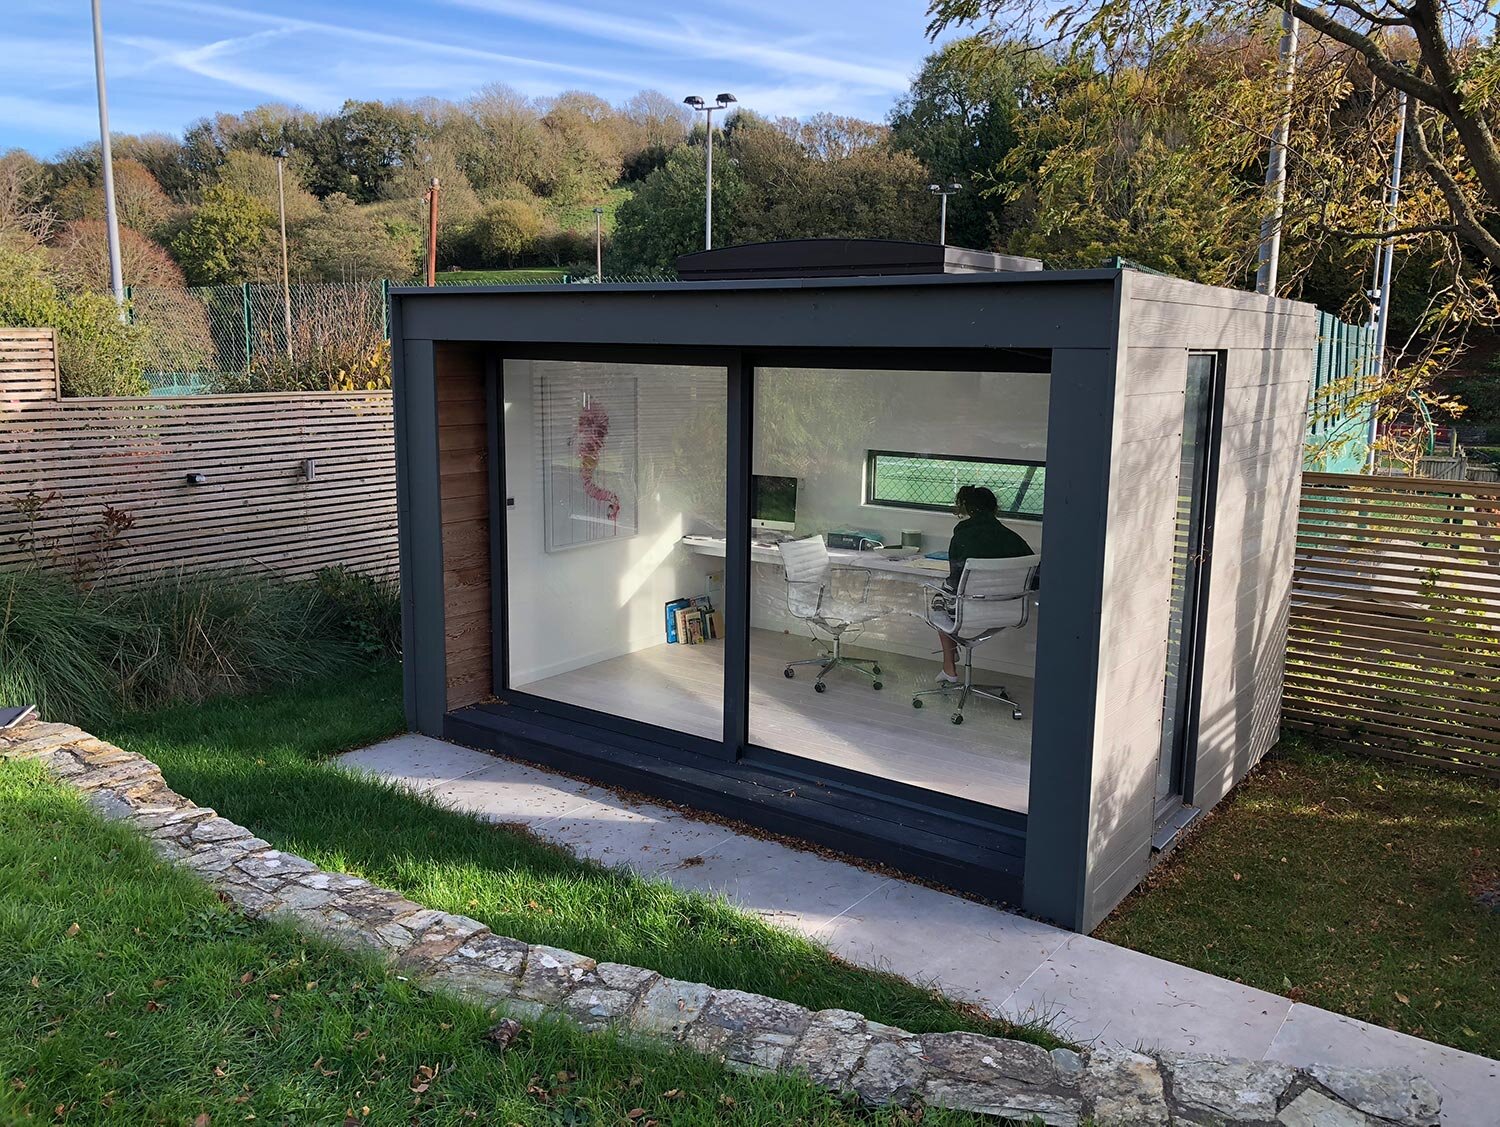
[751,367,1048,677]
[504,359,724,686]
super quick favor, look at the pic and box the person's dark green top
[947,515,1032,587]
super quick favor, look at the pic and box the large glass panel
[503,359,727,740]
[748,365,1047,812]
[1155,352,1218,807]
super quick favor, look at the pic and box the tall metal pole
[90,0,125,316]
[275,153,292,361]
[939,193,948,245]
[1368,87,1409,469]
[425,178,440,286]
[1255,8,1299,296]
[704,106,715,251]
[593,206,604,281]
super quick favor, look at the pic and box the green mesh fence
[127,273,680,395]
[866,452,1047,518]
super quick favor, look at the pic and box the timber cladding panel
[0,329,395,582]
[434,342,492,711]
[1284,471,1500,780]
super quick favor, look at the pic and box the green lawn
[0,759,989,1125]
[436,268,569,285]
[101,666,1056,1048]
[1097,738,1500,1059]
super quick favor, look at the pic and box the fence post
[124,284,134,324]
[242,282,253,371]
[381,278,390,341]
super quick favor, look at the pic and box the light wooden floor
[513,628,1034,812]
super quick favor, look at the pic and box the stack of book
[665,595,723,645]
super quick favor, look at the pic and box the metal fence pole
[242,282,253,371]
[381,279,390,341]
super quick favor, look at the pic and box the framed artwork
[540,367,639,553]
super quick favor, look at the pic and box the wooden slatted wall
[1285,471,1500,778]
[0,328,396,582]
[434,343,492,710]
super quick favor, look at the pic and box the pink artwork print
[575,398,621,523]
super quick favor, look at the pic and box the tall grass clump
[0,565,399,727]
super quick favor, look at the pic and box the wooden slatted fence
[0,328,397,583]
[1285,471,1500,779]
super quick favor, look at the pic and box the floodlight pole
[593,206,605,281]
[274,148,292,361]
[928,183,962,246]
[1255,9,1299,296]
[684,94,737,250]
[90,0,125,317]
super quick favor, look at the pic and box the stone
[515,945,599,1007]
[1083,1047,1170,1126]
[682,988,812,1074]
[1278,1088,1372,1127]
[562,985,639,1031]
[627,978,714,1042]
[1051,1047,1085,1085]
[395,912,490,972]
[188,817,253,845]
[85,789,136,822]
[418,934,528,1008]
[595,962,660,997]
[233,849,319,885]
[848,1031,926,1107]
[919,1030,1057,1087]
[1165,1056,1295,1123]
[69,759,162,792]
[787,1009,871,1089]
[1306,1065,1441,1127]
[0,722,86,759]
[920,1080,1082,1126]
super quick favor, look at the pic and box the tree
[889,37,1047,248]
[168,183,274,285]
[50,220,186,291]
[610,144,744,271]
[294,193,419,282]
[471,196,547,266]
[216,150,319,224]
[49,158,175,234]
[620,90,692,180]
[0,149,51,243]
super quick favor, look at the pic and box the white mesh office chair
[777,535,888,693]
[914,555,1038,724]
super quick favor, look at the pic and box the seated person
[934,485,1033,684]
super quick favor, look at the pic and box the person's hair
[960,485,999,516]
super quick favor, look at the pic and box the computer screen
[751,475,797,531]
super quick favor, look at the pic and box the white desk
[679,534,954,583]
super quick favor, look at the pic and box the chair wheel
[950,713,964,725]
[814,681,827,693]
[784,667,795,679]
[912,698,923,708]
[872,681,882,690]
[1012,709,1024,721]
[872,664,882,675]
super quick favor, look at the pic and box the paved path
[339,735,1498,1124]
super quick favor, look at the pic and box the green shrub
[313,566,402,662]
[0,566,401,727]
[0,239,150,397]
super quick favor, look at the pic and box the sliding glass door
[501,358,728,741]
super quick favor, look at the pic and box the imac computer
[751,475,797,534]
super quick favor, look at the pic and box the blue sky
[2,1,957,158]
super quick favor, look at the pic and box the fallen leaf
[719,1095,737,1108]
[239,972,254,985]
[1232,873,1241,882]
[439,1022,452,1032]
[305,981,318,992]
[152,979,168,989]
[9,1080,24,1092]
[29,976,40,989]
[483,1019,522,1053]
[194,1114,211,1127]
[144,1000,164,1013]
[104,1031,118,1039]
[1396,992,1410,1005]
[661,1089,683,1100]
[312,1057,339,1078]
[626,1108,647,1120]
[65,923,80,938]
[352,1029,371,1043]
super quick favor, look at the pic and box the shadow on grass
[103,666,1057,1045]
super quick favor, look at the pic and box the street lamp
[272,146,293,361]
[593,206,605,281]
[90,0,125,317]
[683,93,737,250]
[928,182,962,246]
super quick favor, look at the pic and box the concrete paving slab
[661,833,893,934]
[422,759,597,826]
[999,933,1292,1059]
[529,798,737,874]
[819,879,1070,1010]
[1266,1003,1500,1127]
[336,736,494,792]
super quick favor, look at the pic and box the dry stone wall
[0,720,1443,1127]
